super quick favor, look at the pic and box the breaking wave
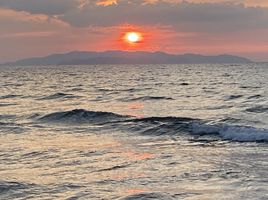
[38,109,268,142]
[191,123,268,142]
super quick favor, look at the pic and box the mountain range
[2,51,252,65]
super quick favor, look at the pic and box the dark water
[0,64,267,199]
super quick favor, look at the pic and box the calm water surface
[0,64,267,199]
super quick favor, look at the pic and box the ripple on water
[225,95,243,101]
[245,105,268,113]
[0,94,22,99]
[117,96,174,102]
[37,92,81,100]
[247,94,263,99]
[0,103,17,107]
[118,192,175,200]
[0,181,38,199]
[0,122,25,134]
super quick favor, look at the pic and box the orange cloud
[96,0,117,6]
[77,0,117,8]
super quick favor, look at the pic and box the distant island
[3,51,252,66]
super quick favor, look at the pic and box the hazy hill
[3,51,252,65]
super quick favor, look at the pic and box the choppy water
[0,64,267,200]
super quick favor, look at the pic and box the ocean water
[0,64,267,200]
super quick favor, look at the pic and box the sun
[127,32,139,42]
[125,32,142,43]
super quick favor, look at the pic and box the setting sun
[125,32,142,43]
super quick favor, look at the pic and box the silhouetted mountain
[3,51,252,65]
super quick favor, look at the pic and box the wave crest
[39,109,127,124]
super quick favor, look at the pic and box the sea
[0,64,267,200]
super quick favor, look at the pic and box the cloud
[0,0,119,15]
[58,1,268,33]
[0,8,69,35]
[1,0,268,16]
[0,7,69,61]
[0,0,77,15]
[0,1,267,33]
[0,7,128,62]
[157,0,268,7]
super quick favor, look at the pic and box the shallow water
[0,64,267,199]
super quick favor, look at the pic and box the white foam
[219,126,268,142]
[191,122,268,142]
[191,122,221,135]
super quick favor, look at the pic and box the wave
[0,114,16,120]
[205,105,233,110]
[179,82,189,86]
[118,96,174,102]
[245,105,268,113]
[191,123,268,142]
[38,92,80,100]
[97,88,150,93]
[0,181,39,199]
[130,118,268,142]
[118,192,175,200]
[121,116,195,136]
[38,109,128,124]
[247,94,263,99]
[0,122,19,126]
[0,94,21,99]
[225,95,243,100]
[0,122,26,134]
[0,181,33,193]
[240,86,261,89]
[38,109,268,142]
[0,103,17,107]
[93,163,131,172]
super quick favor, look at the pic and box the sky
[0,0,268,62]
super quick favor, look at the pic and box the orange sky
[0,0,268,62]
